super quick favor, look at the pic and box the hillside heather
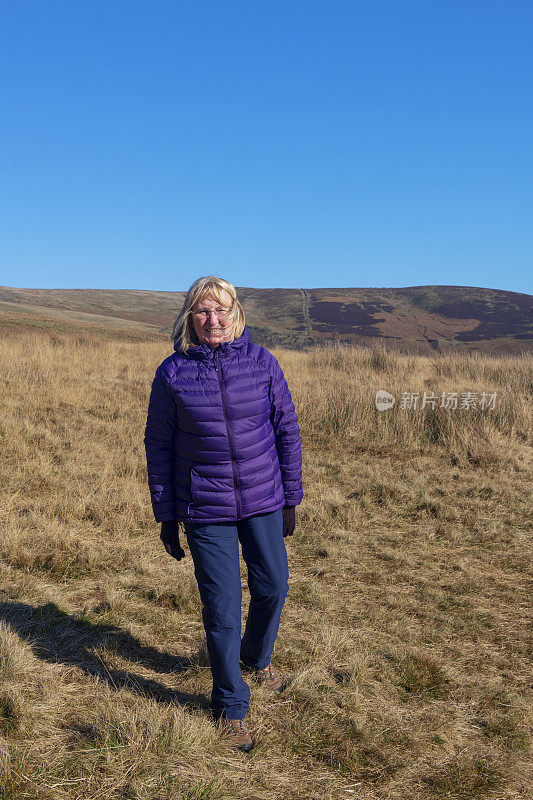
[0,331,531,800]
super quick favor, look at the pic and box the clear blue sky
[1,1,531,294]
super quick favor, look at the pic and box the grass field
[0,330,531,799]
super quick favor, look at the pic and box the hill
[0,284,531,354]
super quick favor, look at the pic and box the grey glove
[160,521,186,561]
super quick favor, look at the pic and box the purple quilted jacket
[144,325,303,524]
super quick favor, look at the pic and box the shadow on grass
[0,600,211,712]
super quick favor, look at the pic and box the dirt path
[301,288,311,338]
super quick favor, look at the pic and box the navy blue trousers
[184,509,289,720]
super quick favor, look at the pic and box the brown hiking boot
[218,717,254,752]
[254,663,285,692]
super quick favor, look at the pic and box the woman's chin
[201,332,228,347]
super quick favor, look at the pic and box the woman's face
[191,290,235,349]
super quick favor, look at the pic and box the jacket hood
[174,324,251,361]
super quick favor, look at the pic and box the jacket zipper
[214,350,242,519]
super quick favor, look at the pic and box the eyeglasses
[192,306,233,321]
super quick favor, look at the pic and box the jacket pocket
[190,466,200,505]
[269,449,280,483]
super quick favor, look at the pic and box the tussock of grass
[0,688,24,734]
[390,652,450,700]
[0,331,531,799]
[420,757,503,799]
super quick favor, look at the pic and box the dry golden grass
[0,331,531,800]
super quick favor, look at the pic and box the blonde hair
[171,276,246,353]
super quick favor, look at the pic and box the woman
[144,276,303,752]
